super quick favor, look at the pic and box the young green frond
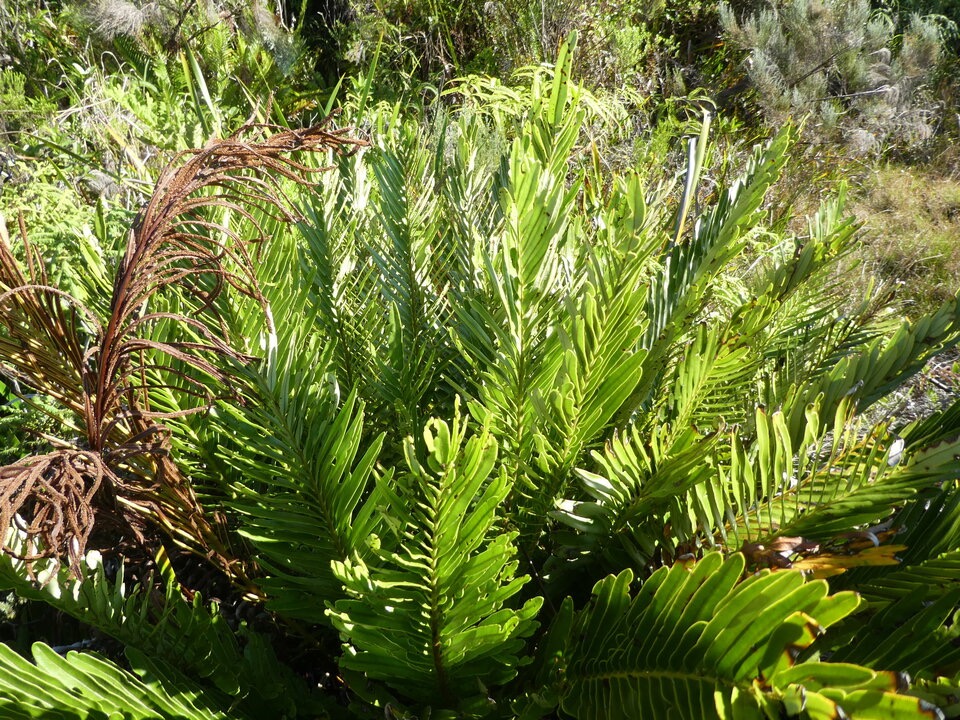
[328,409,541,710]
[219,385,386,621]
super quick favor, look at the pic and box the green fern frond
[539,173,658,467]
[548,552,940,720]
[562,343,960,574]
[368,137,456,441]
[726,400,960,543]
[451,46,589,542]
[218,384,385,622]
[0,534,316,716]
[297,154,385,402]
[328,409,542,710]
[781,292,960,445]
[871,487,960,568]
[622,127,795,423]
[829,588,960,677]
[662,321,762,433]
[556,424,723,569]
[0,641,242,719]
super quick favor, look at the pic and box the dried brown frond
[97,122,364,439]
[0,119,366,579]
[0,450,110,575]
[0,224,95,420]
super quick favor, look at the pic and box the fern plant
[0,34,960,719]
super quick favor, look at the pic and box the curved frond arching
[555,423,723,571]
[621,127,795,424]
[780,293,960,446]
[549,553,940,720]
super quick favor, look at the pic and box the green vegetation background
[0,1,959,718]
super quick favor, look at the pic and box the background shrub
[720,0,946,155]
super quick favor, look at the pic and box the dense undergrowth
[0,1,959,718]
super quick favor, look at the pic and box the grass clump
[852,166,960,313]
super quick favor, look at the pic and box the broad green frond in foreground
[328,409,542,711]
[0,643,237,719]
[549,553,940,720]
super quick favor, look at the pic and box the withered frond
[0,450,110,576]
[98,120,365,446]
[0,222,97,421]
[0,119,365,578]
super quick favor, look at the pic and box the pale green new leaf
[451,46,591,544]
[622,127,795,422]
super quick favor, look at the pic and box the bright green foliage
[1,31,960,720]
[217,382,386,619]
[549,553,938,720]
[0,642,236,719]
[328,410,542,710]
